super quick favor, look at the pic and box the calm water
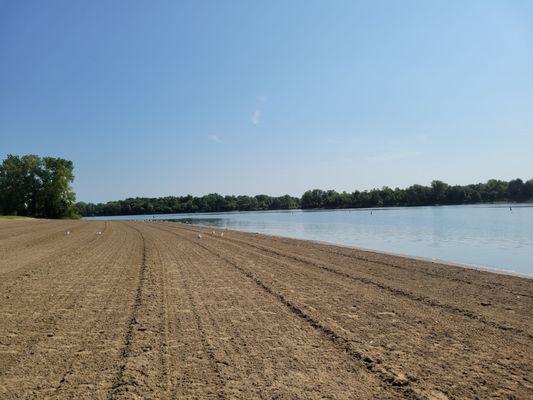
[86,204,533,275]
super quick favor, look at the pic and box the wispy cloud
[209,134,221,143]
[367,150,421,163]
[251,110,261,126]
[325,137,360,145]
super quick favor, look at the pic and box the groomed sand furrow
[174,222,532,303]
[0,220,106,278]
[0,219,64,241]
[1,220,531,399]
[106,224,149,399]
[219,235,529,337]
[0,222,133,396]
[158,226,425,399]
[155,223,532,399]
[171,223,532,334]
[41,223,143,398]
[0,221,113,372]
[142,222,400,399]
[148,228,224,400]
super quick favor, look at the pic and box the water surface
[86,204,533,275]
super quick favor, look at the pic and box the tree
[0,155,28,215]
[38,157,77,218]
[507,179,524,201]
[0,155,77,218]
[431,180,449,204]
[525,179,533,199]
[301,189,325,208]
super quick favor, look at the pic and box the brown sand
[0,219,531,399]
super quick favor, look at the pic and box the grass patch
[0,215,21,220]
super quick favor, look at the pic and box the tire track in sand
[154,225,423,400]
[172,249,225,400]
[142,222,400,399]
[106,224,148,399]
[172,224,530,338]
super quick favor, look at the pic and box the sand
[0,219,531,399]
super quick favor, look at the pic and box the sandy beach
[0,219,531,399]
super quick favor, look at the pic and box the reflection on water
[87,204,533,275]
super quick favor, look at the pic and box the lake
[86,204,533,276]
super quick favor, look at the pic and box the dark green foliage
[0,155,77,218]
[77,194,301,217]
[299,179,532,209]
[76,178,533,217]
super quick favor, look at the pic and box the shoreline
[81,200,533,220]
[171,221,533,279]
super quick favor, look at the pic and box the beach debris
[197,233,202,239]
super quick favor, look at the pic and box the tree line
[76,194,301,216]
[2,155,532,218]
[300,179,533,209]
[77,178,533,217]
[0,155,77,218]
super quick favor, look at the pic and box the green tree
[39,157,77,218]
[301,189,325,208]
[0,155,77,218]
[431,180,449,204]
[0,155,29,215]
[507,179,524,201]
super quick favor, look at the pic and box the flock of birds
[65,230,102,236]
[197,230,224,239]
[65,223,226,240]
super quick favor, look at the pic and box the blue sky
[1,1,532,203]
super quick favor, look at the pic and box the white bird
[212,231,216,235]
[197,233,202,239]
[65,231,70,235]
[96,231,102,235]
[220,232,224,237]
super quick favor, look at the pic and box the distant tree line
[77,194,301,216]
[77,178,533,217]
[0,155,78,218]
[300,179,533,209]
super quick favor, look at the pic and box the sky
[1,0,532,203]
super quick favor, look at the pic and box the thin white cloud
[367,150,421,163]
[251,110,261,126]
[209,134,221,143]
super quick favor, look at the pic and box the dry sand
[0,219,531,399]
